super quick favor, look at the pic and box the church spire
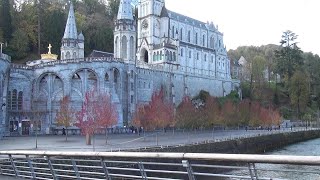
[117,0,133,20]
[63,2,78,40]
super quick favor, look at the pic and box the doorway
[22,121,30,135]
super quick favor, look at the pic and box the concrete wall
[135,130,320,154]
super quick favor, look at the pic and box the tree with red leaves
[133,88,174,131]
[76,89,117,145]
[56,96,74,141]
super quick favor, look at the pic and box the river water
[261,138,320,180]
[223,138,320,180]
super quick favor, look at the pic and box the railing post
[137,162,148,180]
[71,159,81,180]
[248,163,258,180]
[101,158,112,180]
[26,155,36,179]
[182,160,196,180]
[46,156,58,180]
[9,154,19,177]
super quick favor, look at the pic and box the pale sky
[165,0,320,55]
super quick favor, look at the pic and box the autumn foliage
[175,95,281,129]
[133,88,174,130]
[56,96,74,141]
[75,90,118,136]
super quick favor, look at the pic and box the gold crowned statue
[41,44,58,60]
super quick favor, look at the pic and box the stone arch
[121,35,127,59]
[140,48,149,63]
[71,68,99,93]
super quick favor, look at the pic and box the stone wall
[0,56,11,138]
[135,130,320,154]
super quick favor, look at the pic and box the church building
[0,0,239,137]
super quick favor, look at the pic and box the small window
[181,48,184,57]
[131,95,134,104]
[197,52,199,60]
[189,51,192,58]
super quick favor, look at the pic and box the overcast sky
[165,0,320,55]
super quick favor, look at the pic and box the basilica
[0,0,239,137]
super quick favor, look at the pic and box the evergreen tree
[0,0,13,42]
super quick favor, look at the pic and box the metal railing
[1,151,320,180]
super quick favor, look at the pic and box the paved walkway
[0,129,300,152]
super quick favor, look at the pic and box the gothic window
[204,54,207,62]
[173,52,176,61]
[210,36,214,49]
[66,52,71,59]
[197,52,199,60]
[189,50,192,58]
[62,52,64,59]
[131,82,134,91]
[166,50,169,61]
[73,52,77,59]
[105,73,109,81]
[12,89,17,110]
[172,26,175,38]
[115,36,119,57]
[153,52,156,61]
[169,51,173,61]
[203,35,205,47]
[188,31,191,42]
[18,91,23,110]
[131,95,134,104]
[219,39,221,47]
[195,33,198,44]
[180,48,184,57]
[121,36,127,59]
[130,36,134,59]
[180,28,183,40]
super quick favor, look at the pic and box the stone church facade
[0,0,239,137]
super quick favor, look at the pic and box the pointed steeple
[117,0,133,20]
[63,2,78,39]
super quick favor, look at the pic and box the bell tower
[114,0,136,63]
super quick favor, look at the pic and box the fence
[1,151,320,180]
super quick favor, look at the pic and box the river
[223,138,320,180]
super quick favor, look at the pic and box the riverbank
[134,129,320,154]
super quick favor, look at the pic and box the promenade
[0,129,298,152]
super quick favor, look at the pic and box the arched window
[169,51,173,61]
[203,35,205,47]
[115,36,119,57]
[66,52,71,59]
[180,48,184,57]
[180,28,183,40]
[204,54,207,62]
[153,52,156,61]
[172,26,175,38]
[166,50,169,61]
[195,33,198,44]
[173,52,176,61]
[105,73,109,81]
[73,52,77,59]
[197,52,199,60]
[130,36,134,59]
[188,31,191,42]
[219,40,221,47]
[18,91,23,110]
[121,36,127,59]
[210,36,214,49]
